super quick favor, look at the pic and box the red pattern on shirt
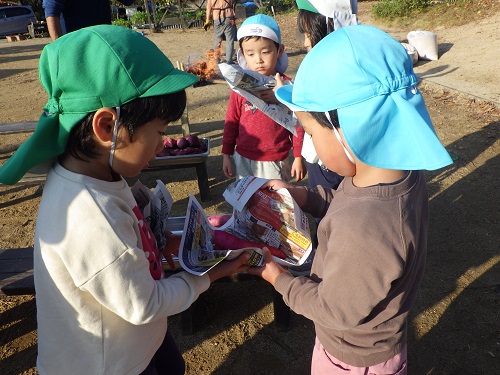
[132,206,163,280]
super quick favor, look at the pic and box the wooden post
[181,107,190,137]
[177,0,186,30]
[143,0,153,32]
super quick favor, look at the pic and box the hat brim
[339,87,453,170]
[141,67,199,98]
[275,84,310,113]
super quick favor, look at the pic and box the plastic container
[401,42,419,65]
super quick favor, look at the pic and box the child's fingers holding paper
[207,253,251,283]
[273,73,285,91]
[247,247,288,286]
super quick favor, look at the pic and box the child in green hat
[0,25,249,375]
[248,25,453,374]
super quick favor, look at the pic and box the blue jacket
[43,0,133,34]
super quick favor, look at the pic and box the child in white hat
[248,25,453,374]
[221,14,306,183]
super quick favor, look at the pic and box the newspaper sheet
[178,195,267,275]
[178,176,313,276]
[218,63,297,136]
[131,180,174,251]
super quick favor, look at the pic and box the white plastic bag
[407,30,439,61]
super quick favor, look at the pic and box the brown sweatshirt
[275,170,428,367]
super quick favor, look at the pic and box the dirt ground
[0,2,499,375]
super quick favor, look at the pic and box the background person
[205,0,237,63]
[43,0,134,40]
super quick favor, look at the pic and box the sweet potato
[163,137,176,149]
[177,137,188,149]
[213,230,286,260]
[207,214,232,227]
[186,134,201,148]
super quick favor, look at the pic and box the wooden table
[1,121,212,202]
[145,139,212,202]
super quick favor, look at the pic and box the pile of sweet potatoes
[157,135,208,157]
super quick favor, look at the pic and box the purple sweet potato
[207,214,232,227]
[156,148,172,157]
[176,137,188,149]
[183,147,204,155]
[163,137,176,149]
[186,134,201,148]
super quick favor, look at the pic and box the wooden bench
[0,111,212,202]
[0,247,291,333]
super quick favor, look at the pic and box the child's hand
[290,157,306,183]
[207,253,251,282]
[258,89,280,105]
[261,180,308,208]
[273,73,285,90]
[163,231,181,270]
[261,179,293,191]
[222,154,234,179]
[246,247,288,286]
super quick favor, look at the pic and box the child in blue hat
[0,25,250,375]
[221,14,306,183]
[248,25,453,374]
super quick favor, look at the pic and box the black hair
[66,90,187,161]
[310,110,340,129]
[297,9,335,47]
[238,36,280,52]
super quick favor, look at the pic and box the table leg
[181,303,194,335]
[195,162,211,202]
[273,290,291,331]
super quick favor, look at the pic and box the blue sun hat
[275,25,453,171]
[0,25,199,185]
[236,14,288,73]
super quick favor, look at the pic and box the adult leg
[212,19,224,50]
[224,19,237,63]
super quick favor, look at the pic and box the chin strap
[109,107,120,168]
[325,111,355,164]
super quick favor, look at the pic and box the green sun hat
[295,0,319,13]
[0,25,199,185]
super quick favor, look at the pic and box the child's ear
[92,108,117,143]
[278,44,285,57]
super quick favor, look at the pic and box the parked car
[0,5,37,36]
